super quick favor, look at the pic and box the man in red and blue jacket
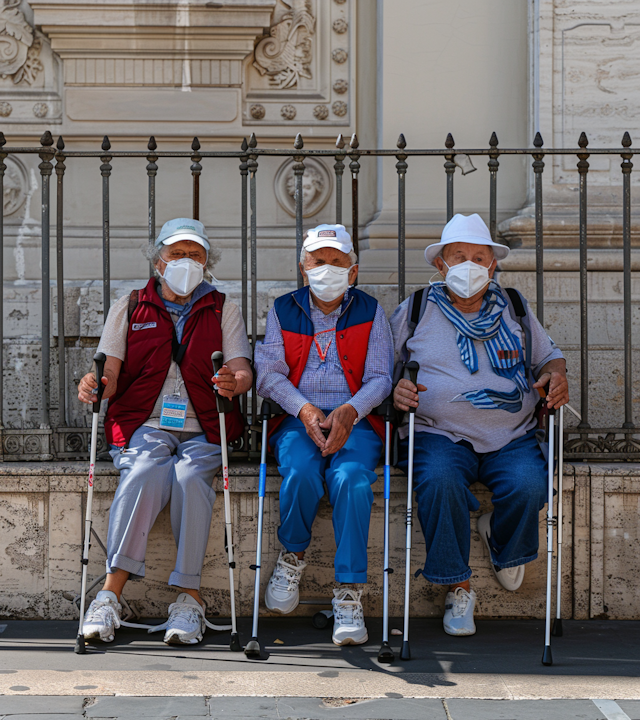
[255,224,393,647]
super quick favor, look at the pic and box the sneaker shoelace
[148,600,231,634]
[332,589,364,626]
[451,588,471,618]
[271,556,304,593]
[85,599,121,629]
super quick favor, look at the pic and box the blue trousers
[397,428,547,585]
[271,414,383,584]
[108,426,222,590]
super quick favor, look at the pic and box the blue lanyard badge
[159,394,189,430]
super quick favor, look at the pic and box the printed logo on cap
[317,230,337,237]
[177,224,197,232]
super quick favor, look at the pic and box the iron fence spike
[191,137,201,152]
[397,133,407,149]
[336,133,345,149]
[56,135,65,151]
[489,131,499,147]
[533,131,544,148]
[40,130,54,146]
[249,132,257,148]
[0,131,6,147]
[294,133,304,149]
[148,136,157,151]
[445,133,455,149]
[241,137,248,151]
[622,131,632,148]
[350,133,359,149]
[578,131,589,148]
[102,135,111,152]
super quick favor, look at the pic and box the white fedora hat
[424,213,510,266]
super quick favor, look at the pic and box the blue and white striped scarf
[428,281,530,412]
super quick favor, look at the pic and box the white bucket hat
[304,224,353,254]
[424,213,510,266]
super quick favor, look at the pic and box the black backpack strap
[408,287,429,331]
[127,289,139,322]
[504,287,532,379]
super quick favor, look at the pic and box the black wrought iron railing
[0,130,638,461]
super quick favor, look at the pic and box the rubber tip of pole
[377,641,395,664]
[74,634,86,654]
[244,637,263,659]
[400,640,411,661]
[230,632,242,653]
[542,645,553,666]
[552,618,563,637]
[312,611,330,630]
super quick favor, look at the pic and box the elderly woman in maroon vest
[254,224,394,647]
[76,218,252,646]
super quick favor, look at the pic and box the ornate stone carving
[333,79,348,94]
[334,0,347,4]
[253,0,316,90]
[332,48,348,64]
[3,155,28,216]
[0,1,43,86]
[274,157,332,218]
[332,100,347,117]
[313,104,328,120]
[332,19,348,34]
[280,104,297,120]
[0,101,11,116]
[250,104,266,120]
[32,102,48,118]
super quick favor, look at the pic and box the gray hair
[299,247,358,267]
[144,242,222,278]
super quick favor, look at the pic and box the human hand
[319,404,358,456]
[298,403,327,450]
[533,371,569,410]
[212,365,237,399]
[393,378,427,413]
[77,372,108,405]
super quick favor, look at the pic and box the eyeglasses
[163,250,206,261]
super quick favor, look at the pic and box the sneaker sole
[264,598,299,615]
[164,633,202,645]
[83,629,115,643]
[443,625,476,637]
[332,633,368,646]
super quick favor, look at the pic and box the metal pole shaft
[219,411,237,635]
[555,406,564,623]
[382,420,391,644]
[544,413,555,652]
[251,415,268,639]
[55,141,67,426]
[403,413,415,645]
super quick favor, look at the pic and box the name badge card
[159,394,188,430]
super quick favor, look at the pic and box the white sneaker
[82,590,122,643]
[265,550,307,615]
[331,587,368,646]
[162,593,206,645]
[478,511,525,592]
[443,587,477,636]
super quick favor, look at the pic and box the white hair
[300,247,358,267]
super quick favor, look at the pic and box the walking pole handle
[406,361,420,415]
[92,352,107,413]
[537,384,556,416]
[211,351,233,414]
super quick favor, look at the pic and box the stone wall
[1,460,638,622]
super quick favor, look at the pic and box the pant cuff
[169,570,201,590]
[422,568,472,585]
[106,554,145,580]
[278,531,311,553]
[493,552,538,569]
[335,571,367,584]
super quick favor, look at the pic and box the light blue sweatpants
[107,425,222,590]
[271,414,382,584]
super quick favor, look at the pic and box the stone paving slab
[619,701,640,718]
[276,696,447,719]
[0,695,85,713]
[446,698,607,720]
[85,695,208,716]
[0,715,83,720]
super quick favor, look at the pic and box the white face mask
[443,259,491,299]
[305,264,352,302]
[161,257,204,297]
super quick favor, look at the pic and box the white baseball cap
[303,224,353,254]
[424,213,509,266]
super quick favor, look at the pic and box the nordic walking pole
[212,351,241,652]
[244,399,272,660]
[75,351,106,654]
[552,405,564,638]
[378,396,395,664]
[542,390,556,666]
[401,360,419,662]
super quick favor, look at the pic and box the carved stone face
[286,167,323,207]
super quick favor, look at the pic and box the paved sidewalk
[0,618,639,718]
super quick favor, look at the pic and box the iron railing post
[248,133,259,450]
[100,136,112,319]
[239,137,249,329]
[444,133,456,221]
[488,132,499,241]
[621,132,634,429]
[349,133,360,261]
[55,136,67,427]
[334,134,345,225]
[146,136,158,277]
[191,137,201,221]
[396,133,408,304]
[293,133,305,289]
[577,132,590,429]
[39,131,55,428]
[532,132,545,324]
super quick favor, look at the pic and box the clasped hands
[299,402,358,457]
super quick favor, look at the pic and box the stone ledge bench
[0,461,638,621]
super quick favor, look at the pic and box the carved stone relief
[252,0,315,90]
[0,1,43,85]
[274,157,332,217]
[3,155,28,216]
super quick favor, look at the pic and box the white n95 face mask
[305,264,352,302]
[443,260,490,299]
[161,257,204,297]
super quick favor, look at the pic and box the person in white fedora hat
[254,223,393,646]
[389,213,569,637]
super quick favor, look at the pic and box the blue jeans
[397,428,547,585]
[271,414,383,584]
